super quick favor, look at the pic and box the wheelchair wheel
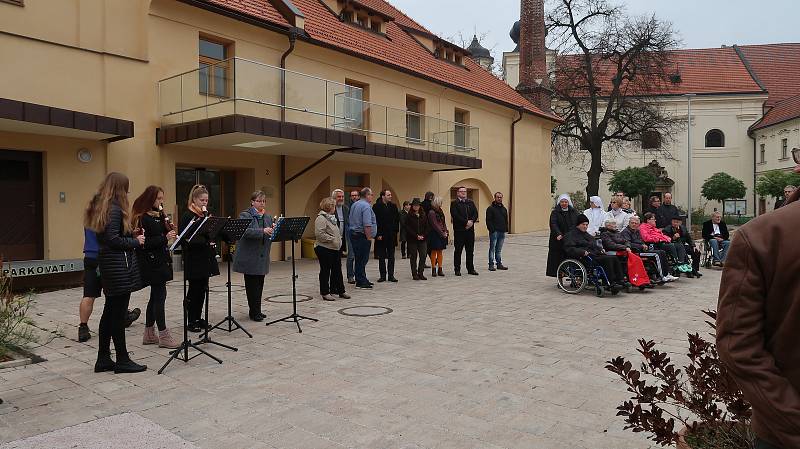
[557,259,588,294]
[595,286,604,297]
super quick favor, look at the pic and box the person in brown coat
[716,150,800,449]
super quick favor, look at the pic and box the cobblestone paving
[0,232,720,448]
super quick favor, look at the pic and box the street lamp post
[687,94,692,229]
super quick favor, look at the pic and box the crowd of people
[546,191,736,291]
[79,175,512,374]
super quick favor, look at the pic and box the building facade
[0,0,559,282]
[503,29,800,217]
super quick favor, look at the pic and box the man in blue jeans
[348,187,377,288]
[485,192,509,271]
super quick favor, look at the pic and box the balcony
[157,58,480,167]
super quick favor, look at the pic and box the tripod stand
[264,216,317,333]
[210,218,252,339]
[160,216,223,374]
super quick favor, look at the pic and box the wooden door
[0,150,43,261]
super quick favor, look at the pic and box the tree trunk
[585,143,603,199]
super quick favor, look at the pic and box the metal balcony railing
[158,57,479,157]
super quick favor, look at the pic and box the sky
[388,0,800,59]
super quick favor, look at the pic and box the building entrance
[0,150,43,261]
[175,167,237,219]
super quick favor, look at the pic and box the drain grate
[265,293,313,303]
[337,306,393,317]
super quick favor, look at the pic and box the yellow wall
[0,0,555,263]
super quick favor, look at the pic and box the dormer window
[332,0,392,35]
[433,42,467,67]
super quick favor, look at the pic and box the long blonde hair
[88,172,132,234]
[187,184,209,210]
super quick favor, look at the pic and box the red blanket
[616,251,651,287]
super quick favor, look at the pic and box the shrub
[606,310,755,448]
[0,259,38,361]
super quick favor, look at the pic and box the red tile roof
[196,0,560,121]
[738,43,800,106]
[751,94,800,131]
[555,46,764,98]
[206,0,290,27]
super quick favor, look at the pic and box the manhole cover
[209,284,246,293]
[265,294,313,303]
[337,306,393,317]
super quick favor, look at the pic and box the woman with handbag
[132,186,179,348]
[88,172,147,374]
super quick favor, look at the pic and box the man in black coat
[702,211,730,266]
[486,192,509,271]
[450,186,479,276]
[373,189,400,282]
[774,185,797,210]
[657,193,680,228]
[663,216,702,278]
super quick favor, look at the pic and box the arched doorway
[448,178,493,230]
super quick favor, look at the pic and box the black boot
[431,268,437,277]
[437,267,444,277]
[114,355,147,374]
[94,354,115,373]
[418,271,427,280]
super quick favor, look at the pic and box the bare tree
[546,0,683,197]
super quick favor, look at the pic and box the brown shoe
[158,329,181,349]
[142,326,158,345]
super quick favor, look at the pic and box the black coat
[404,210,429,242]
[652,204,680,228]
[485,202,509,233]
[450,198,478,232]
[136,212,173,285]
[97,203,143,296]
[620,227,648,252]
[564,228,603,259]
[702,220,729,241]
[662,224,693,246]
[373,200,399,247]
[546,206,580,277]
[599,227,630,252]
[179,211,220,280]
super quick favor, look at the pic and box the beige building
[0,0,559,282]
[503,26,800,218]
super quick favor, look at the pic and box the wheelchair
[556,256,621,297]
[702,240,714,268]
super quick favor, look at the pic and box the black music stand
[159,216,222,374]
[196,216,238,352]
[210,218,253,338]
[264,216,317,333]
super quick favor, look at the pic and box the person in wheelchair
[599,220,652,288]
[640,212,692,277]
[564,214,627,289]
[702,211,730,266]
[620,216,677,283]
[662,216,702,278]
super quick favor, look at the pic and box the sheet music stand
[210,218,253,338]
[264,216,317,333]
[196,216,238,352]
[159,216,222,374]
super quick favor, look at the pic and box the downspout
[751,132,757,216]
[509,108,524,233]
[279,29,297,260]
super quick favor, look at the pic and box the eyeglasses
[793,147,800,164]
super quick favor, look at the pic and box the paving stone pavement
[0,232,721,448]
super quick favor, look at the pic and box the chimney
[516,0,551,111]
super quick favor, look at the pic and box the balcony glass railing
[158,57,479,157]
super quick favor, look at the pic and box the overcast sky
[389,0,800,57]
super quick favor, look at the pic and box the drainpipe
[751,133,757,216]
[509,108,524,233]
[279,30,297,260]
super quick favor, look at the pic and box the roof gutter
[177,0,295,35]
[509,108,524,233]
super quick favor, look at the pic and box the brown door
[0,150,43,261]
